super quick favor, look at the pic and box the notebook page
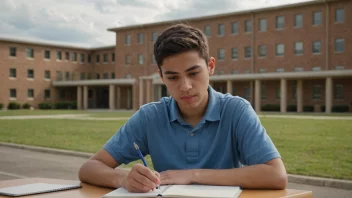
[162,185,241,198]
[0,183,81,196]
[103,185,169,198]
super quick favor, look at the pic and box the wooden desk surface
[0,178,312,198]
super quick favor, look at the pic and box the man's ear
[208,57,215,76]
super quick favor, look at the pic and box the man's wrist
[190,169,200,184]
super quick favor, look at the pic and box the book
[103,184,242,198]
[0,183,81,197]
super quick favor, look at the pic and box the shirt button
[190,133,195,136]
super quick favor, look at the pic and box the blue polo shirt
[104,86,280,172]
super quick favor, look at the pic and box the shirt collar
[169,86,221,123]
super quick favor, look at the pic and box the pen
[133,142,160,190]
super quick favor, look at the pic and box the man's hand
[160,170,194,185]
[120,164,160,193]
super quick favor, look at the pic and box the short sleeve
[103,109,149,165]
[234,104,281,165]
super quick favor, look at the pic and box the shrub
[22,103,31,109]
[303,105,314,112]
[261,104,280,112]
[39,102,52,109]
[0,103,3,109]
[287,105,297,112]
[7,102,21,110]
[321,105,326,112]
[332,105,349,112]
[54,101,77,109]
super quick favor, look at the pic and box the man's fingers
[137,166,160,185]
[133,170,157,189]
[130,177,152,193]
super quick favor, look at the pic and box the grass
[0,117,351,180]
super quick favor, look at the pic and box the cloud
[0,0,313,47]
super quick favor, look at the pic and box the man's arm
[160,158,287,189]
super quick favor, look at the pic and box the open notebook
[103,184,242,198]
[0,183,81,197]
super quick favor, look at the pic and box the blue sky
[0,0,312,47]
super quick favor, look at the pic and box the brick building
[0,0,351,113]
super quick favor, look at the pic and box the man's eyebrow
[164,65,201,75]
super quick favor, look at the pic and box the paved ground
[0,146,351,198]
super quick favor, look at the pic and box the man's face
[159,51,215,112]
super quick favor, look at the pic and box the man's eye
[189,72,198,76]
[167,76,178,80]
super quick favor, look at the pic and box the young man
[79,24,287,192]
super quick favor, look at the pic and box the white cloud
[0,0,313,47]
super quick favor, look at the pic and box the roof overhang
[52,79,136,87]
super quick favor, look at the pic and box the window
[125,55,131,65]
[313,11,322,25]
[9,68,16,78]
[218,48,225,60]
[88,73,92,80]
[245,47,252,58]
[259,68,266,73]
[59,90,65,99]
[44,89,50,99]
[125,34,131,45]
[103,53,108,63]
[276,44,284,56]
[259,19,267,32]
[294,67,303,72]
[65,52,69,60]
[335,65,344,70]
[244,87,251,100]
[204,25,211,36]
[335,8,344,22]
[57,51,62,60]
[295,14,303,28]
[103,73,109,79]
[335,38,344,52]
[80,72,85,80]
[57,71,62,81]
[27,69,34,78]
[78,54,84,63]
[231,48,238,60]
[44,70,50,79]
[245,20,252,32]
[231,22,238,34]
[138,54,144,64]
[26,48,34,58]
[152,32,158,41]
[334,84,344,99]
[72,72,76,80]
[294,42,303,55]
[292,84,297,99]
[9,89,16,98]
[96,73,100,79]
[44,50,50,59]
[218,24,224,36]
[312,85,321,99]
[137,33,144,44]
[261,85,266,99]
[88,54,91,63]
[276,68,285,72]
[276,87,281,99]
[9,47,16,57]
[111,72,115,79]
[258,45,266,57]
[312,66,321,71]
[112,53,115,62]
[27,89,34,98]
[276,16,284,29]
[96,54,100,63]
[72,52,77,62]
[65,72,70,80]
[312,41,321,53]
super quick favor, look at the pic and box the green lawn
[0,118,351,180]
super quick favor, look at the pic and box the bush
[54,101,77,109]
[22,103,31,109]
[261,104,280,112]
[321,105,326,112]
[287,105,297,112]
[332,105,349,112]
[0,103,3,109]
[39,102,52,109]
[303,105,314,112]
[7,102,21,110]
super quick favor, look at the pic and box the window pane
[204,25,211,36]
[276,16,284,29]
[218,48,225,60]
[80,54,85,63]
[138,33,143,44]
[258,45,266,57]
[9,47,16,57]
[295,14,303,28]
[72,52,77,61]
[152,32,158,41]
[138,54,144,64]
[9,68,16,77]
[335,38,344,52]
[28,89,34,98]
[259,19,266,32]
[312,85,321,99]
[312,41,321,53]
[218,24,224,36]
[10,89,16,98]
[45,89,51,99]
[245,47,252,58]
[231,48,238,59]
[335,8,344,22]
[44,50,50,59]
[276,44,284,56]
[57,51,62,60]
[294,42,303,55]
[313,11,322,25]
[103,53,108,63]
[245,20,252,32]
[27,69,34,78]
[334,84,344,99]
[125,35,131,45]
[231,22,238,34]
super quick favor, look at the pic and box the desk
[0,178,312,198]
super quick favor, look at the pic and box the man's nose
[180,78,192,91]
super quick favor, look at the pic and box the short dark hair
[153,24,209,75]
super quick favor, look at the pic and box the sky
[0,0,312,48]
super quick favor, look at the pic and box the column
[297,80,303,113]
[325,77,332,113]
[77,86,82,110]
[146,79,152,103]
[109,85,115,110]
[157,85,162,99]
[227,80,233,95]
[255,80,261,113]
[280,79,287,113]
[116,86,121,109]
[139,79,144,107]
[83,86,88,110]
